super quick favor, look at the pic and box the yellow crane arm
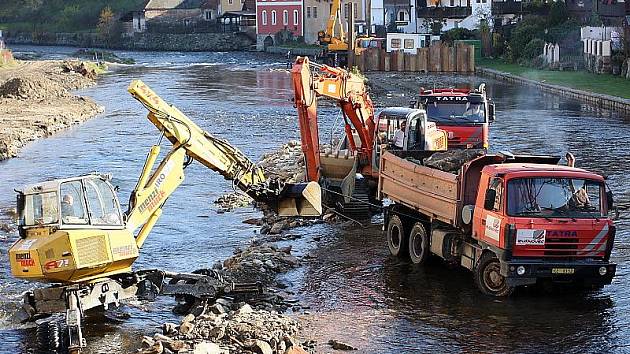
[125,80,321,244]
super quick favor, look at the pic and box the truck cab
[412,85,495,149]
[471,162,616,293]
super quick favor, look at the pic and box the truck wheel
[387,215,407,257]
[408,222,429,265]
[474,252,514,297]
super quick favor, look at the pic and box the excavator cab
[372,108,447,171]
[10,174,139,284]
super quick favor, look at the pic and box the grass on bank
[477,58,630,99]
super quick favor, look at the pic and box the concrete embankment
[0,60,104,160]
[6,32,253,52]
[477,67,630,113]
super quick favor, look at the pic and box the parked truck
[379,148,617,296]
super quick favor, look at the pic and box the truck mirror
[484,189,497,210]
[606,190,614,211]
[488,103,495,123]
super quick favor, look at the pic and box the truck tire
[474,252,514,297]
[387,215,408,258]
[408,222,429,265]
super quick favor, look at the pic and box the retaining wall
[477,67,630,113]
[6,32,252,51]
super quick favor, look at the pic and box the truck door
[473,175,504,248]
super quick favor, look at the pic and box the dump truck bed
[378,151,460,226]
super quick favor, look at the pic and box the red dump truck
[412,86,494,149]
[378,150,617,296]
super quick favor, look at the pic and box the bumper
[500,260,617,287]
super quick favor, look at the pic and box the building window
[313,6,318,18]
[272,10,276,25]
[450,0,455,5]
[391,38,401,48]
[262,10,267,25]
[205,10,212,20]
[229,0,233,4]
[307,6,311,18]
[283,10,288,25]
[398,11,405,21]
[293,10,299,25]
[404,39,414,49]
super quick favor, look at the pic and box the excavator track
[339,179,371,219]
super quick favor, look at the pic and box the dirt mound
[0,75,68,100]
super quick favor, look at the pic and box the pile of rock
[139,303,308,354]
[215,193,252,212]
[257,141,305,183]
[223,243,300,284]
[422,149,485,174]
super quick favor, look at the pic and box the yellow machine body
[9,80,321,285]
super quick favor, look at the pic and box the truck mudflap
[500,260,617,287]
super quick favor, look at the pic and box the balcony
[416,6,471,19]
[491,1,524,15]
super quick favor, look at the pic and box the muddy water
[0,45,628,353]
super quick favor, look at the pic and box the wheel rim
[482,260,505,292]
[412,232,424,258]
[390,225,401,249]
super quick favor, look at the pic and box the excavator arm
[126,80,321,245]
[292,57,376,182]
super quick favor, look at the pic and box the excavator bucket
[277,181,322,217]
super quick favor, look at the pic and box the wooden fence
[352,42,475,73]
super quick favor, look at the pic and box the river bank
[0,59,104,160]
[476,59,630,113]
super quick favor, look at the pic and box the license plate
[552,268,575,275]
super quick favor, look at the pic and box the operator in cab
[61,195,75,218]
[392,121,406,149]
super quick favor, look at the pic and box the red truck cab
[472,160,616,294]
[413,86,494,149]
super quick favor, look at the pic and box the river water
[0,45,628,353]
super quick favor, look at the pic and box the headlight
[599,266,607,276]
[517,266,526,276]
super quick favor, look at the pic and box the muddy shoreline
[0,59,104,160]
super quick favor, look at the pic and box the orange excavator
[291,57,448,215]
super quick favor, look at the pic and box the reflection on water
[0,45,628,353]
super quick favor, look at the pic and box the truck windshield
[507,178,604,218]
[425,102,485,124]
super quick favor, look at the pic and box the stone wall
[6,32,252,52]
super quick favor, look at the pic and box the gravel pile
[223,242,300,284]
[139,303,307,354]
[257,140,305,183]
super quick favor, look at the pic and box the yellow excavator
[317,0,383,66]
[8,80,321,353]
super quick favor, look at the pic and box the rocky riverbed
[136,242,317,354]
[0,59,103,160]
